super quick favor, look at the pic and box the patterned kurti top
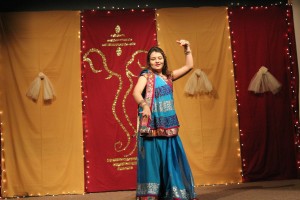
[139,69,179,137]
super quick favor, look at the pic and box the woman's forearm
[184,45,193,69]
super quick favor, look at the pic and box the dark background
[0,0,289,12]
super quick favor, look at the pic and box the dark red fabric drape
[81,10,157,192]
[228,6,298,182]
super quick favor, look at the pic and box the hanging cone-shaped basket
[248,66,281,94]
[184,69,213,96]
[26,72,56,101]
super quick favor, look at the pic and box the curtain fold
[0,11,84,197]
[156,7,242,185]
[228,6,298,181]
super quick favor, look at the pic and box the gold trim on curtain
[0,11,84,197]
[156,7,242,185]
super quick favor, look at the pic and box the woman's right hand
[141,105,151,120]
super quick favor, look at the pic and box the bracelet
[184,50,191,55]
[138,100,145,106]
[141,102,147,108]
[138,100,147,108]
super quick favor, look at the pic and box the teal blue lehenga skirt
[136,135,197,200]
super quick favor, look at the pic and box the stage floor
[6,179,300,200]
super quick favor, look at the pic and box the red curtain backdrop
[228,6,299,182]
[81,10,157,192]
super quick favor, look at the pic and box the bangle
[138,100,147,108]
[184,50,191,55]
[141,102,147,108]
[138,100,145,106]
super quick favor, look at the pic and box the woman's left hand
[176,39,190,47]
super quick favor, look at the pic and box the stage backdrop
[156,7,242,185]
[0,12,84,197]
[228,6,299,181]
[80,9,157,192]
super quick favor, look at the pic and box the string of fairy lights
[227,7,245,180]
[227,6,245,180]
[225,7,244,184]
[84,1,289,11]
[79,13,88,191]
[285,6,300,170]
[0,111,4,197]
[93,4,149,11]
[0,1,299,198]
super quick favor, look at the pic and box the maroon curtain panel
[81,9,157,192]
[228,6,299,182]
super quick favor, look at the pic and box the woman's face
[149,51,164,73]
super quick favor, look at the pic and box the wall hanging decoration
[184,68,213,96]
[26,72,56,101]
[80,9,157,192]
[248,66,282,94]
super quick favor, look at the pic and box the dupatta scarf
[139,70,179,137]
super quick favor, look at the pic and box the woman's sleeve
[140,69,148,78]
[139,69,148,98]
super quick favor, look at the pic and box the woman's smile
[150,51,164,72]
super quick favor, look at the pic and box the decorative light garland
[284,5,300,171]
[87,4,150,11]
[227,7,246,179]
[84,1,291,11]
[229,1,290,7]
[79,12,90,191]
[0,110,7,198]
[227,7,243,185]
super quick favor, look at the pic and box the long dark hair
[146,46,171,77]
